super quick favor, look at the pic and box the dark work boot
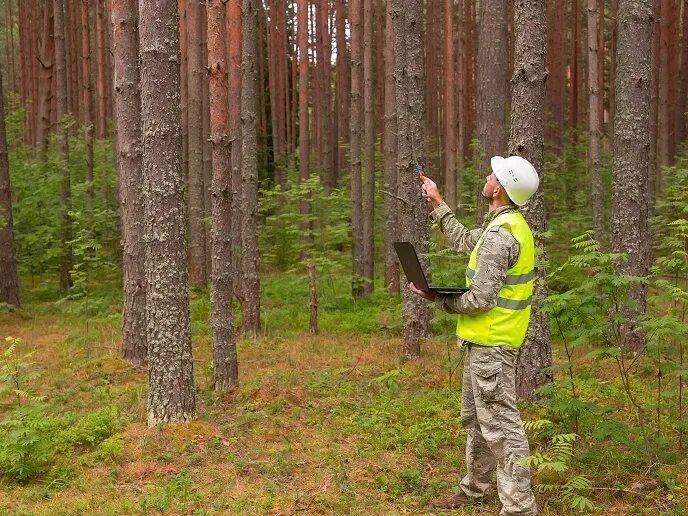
[431,490,473,510]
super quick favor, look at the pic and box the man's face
[481,172,501,201]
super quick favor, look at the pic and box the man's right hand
[420,174,444,208]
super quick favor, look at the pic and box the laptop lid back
[393,242,430,291]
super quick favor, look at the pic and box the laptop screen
[393,242,430,290]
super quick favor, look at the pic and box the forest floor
[0,275,687,515]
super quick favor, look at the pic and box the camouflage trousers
[458,343,538,516]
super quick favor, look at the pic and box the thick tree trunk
[570,0,580,131]
[611,0,653,351]
[207,0,238,390]
[187,0,208,285]
[138,0,196,425]
[80,0,95,222]
[476,0,508,222]
[0,66,20,306]
[54,0,72,290]
[392,0,431,358]
[588,0,604,245]
[112,0,147,367]
[511,0,552,399]
[202,5,213,279]
[444,0,457,209]
[350,0,364,299]
[241,0,261,337]
[383,0,399,295]
[362,0,375,295]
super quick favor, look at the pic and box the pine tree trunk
[588,0,604,245]
[54,0,72,290]
[612,0,653,352]
[610,0,618,132]
[444,0,457,209]
[228,0,243,304]
[179,0,189,195]
[476,0,508,222]
[80,0,95,222]
[5,1,17,95]
[68,1,79,119]
[0,65,20,306]
[207,0,238,391]
[668,0,679,161]
[362,0,375,295]
[37,2,54,154]
[658,0,671,167]
[241,0,261,337]
[383,0,399,295]
[392,0,431,358]
[546,0,565,146]
[139,0,196,425]
[511,0,552,398]
[335,0,350,181]
[678,0,688,145]
[18,0,29,144]
[95,0,107,139]
[202,5,213,280]
[316,0,334,188]
[648,0,659,213]
[268,0,287,181]
[187,0,208,286]
[569,0,580,131]
[112,0,147,367]
[350,0,364,299]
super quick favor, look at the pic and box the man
[409,155,539,515]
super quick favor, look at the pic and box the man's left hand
[409,282,436,302]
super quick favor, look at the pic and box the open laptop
[393,241,469,295]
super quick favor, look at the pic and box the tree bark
[611,0,653,352]
[570,0,580,131]
[588,0,604,245]
[241,0,261,337]
[677,0,688,146]
[335,0,350,182]
[54,0,72,290]
[476,0,508,222]
[383,0,399,295]
[444,0,457,209]
[0,65,20,306]
[228,0,243,303]
[179,0,189,197]
[268,0,287,182]
[80,0,95,222]
[202,4,213,280]
[350,0,364,299]
[545,0,565,146]
[139,0,196,425]
[362,0,375,295]
[95,0,108,139]
[510,0,552,398]
[308,262,318,334]
[392,0,431,358]
[37,2,54,154]
[5,1,18,95]
[657,0,671,167]
[207,0,238,390]
[187,0,208,286]
[112,0,147,367]
[316,0,334,188]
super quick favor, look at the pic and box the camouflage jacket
[430,203,521,314]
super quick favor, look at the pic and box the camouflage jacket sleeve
[434,225,520,314]
[429,203,482,252]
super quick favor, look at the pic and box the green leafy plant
[0,337,44,405]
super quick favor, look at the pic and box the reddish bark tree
[350,0,364,299]
[546,0,565,146]
[36,2,55,154]
[111,0,146,366]
[362,0,375,295]
[588,0,604,244]
[207,0,238,390]
[335,0,350,179]
[80,0,95,219]
[95,0,108,139]
[443,0,457,209]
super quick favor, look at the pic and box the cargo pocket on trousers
[473,362,505,403]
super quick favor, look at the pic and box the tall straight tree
[678,0,688,145]
[316,0,334,187]
[611,0,653,351]
[54,0,72,290]
[5,1,18,94]
[36,2,54,154]
[138,0,196,424]
[588,0,604,244]
[350,0,364,299]
[392,0,431,358]
[241,0,260,337]
[443,0,457,209]
[112,0,146,366]
[545,0,565,146]
[80,0,95,221]
[335,0,350,180]
[0,66,20,307]
[361,0,375,295]
[382,0,399,294]
[95,0,108,139]
[268,0,287,182]
[207,0,237,390]
[476,0,508,221]
[510,0,552,398]
[187,0,208,286]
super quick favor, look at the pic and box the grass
[0,272,687,515]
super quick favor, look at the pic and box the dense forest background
[0,0,687,513]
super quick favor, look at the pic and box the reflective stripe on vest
[456,210,535,348]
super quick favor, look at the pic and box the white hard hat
[490,155,540,206]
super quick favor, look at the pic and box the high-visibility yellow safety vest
[457,210,535,348]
